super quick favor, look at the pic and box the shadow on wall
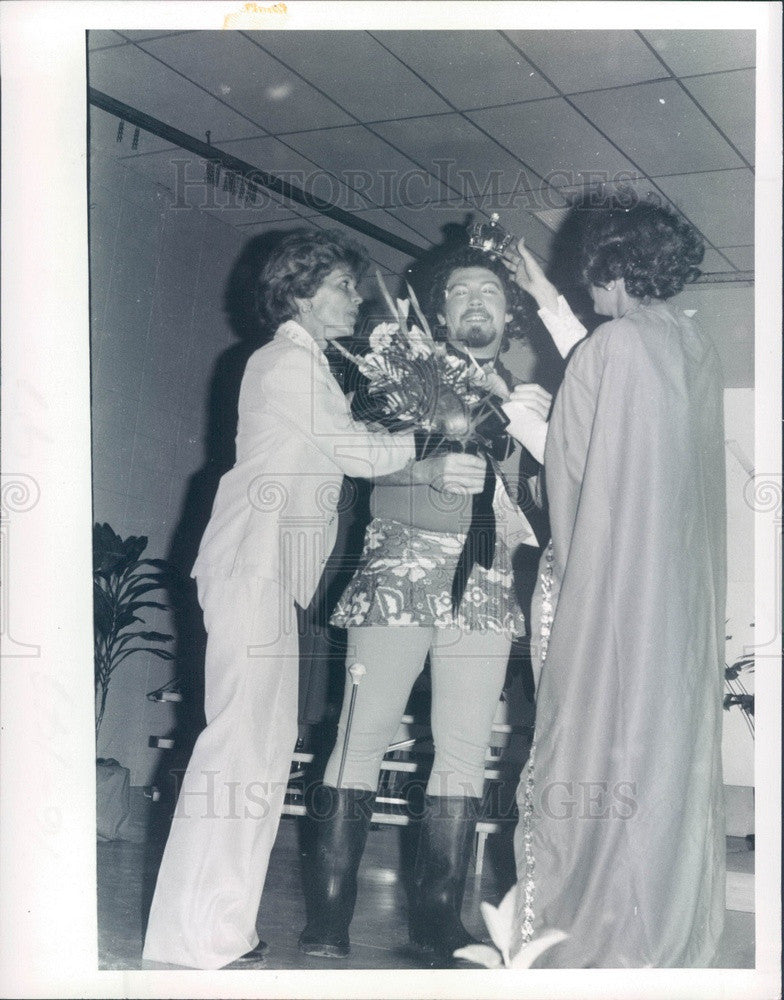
[146,231,291,843]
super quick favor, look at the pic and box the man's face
[437,267,512,360]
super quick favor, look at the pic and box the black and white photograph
[1,3,781,998]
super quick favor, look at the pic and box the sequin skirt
[330,517,526,638]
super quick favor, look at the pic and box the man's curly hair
[579,200,704,300]
[256,228,369,329]
[422,245,531,350]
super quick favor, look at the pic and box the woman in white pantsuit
[142,230,486,970]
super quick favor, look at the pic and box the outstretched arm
[502,239,587,359]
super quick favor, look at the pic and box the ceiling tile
[718,245,754,271]
[350,207,432,247]
[117,30,195,42]
[282,125,449,208]
[247,31,451,121]
[699,248,739,273]
[653,169,754,247]
[372,30,557,109]
[571,79,746,176]
[505,30,667,93]
[640,30,755,75]
[216,135,362,211]
[88,30,128,50]
[139,32,353,134]
[468,97,641,189]
[556,173,662,209]
[372,114,539,202]
[681,69,754,165]
[89,44,257,143]
[382,201,475,248]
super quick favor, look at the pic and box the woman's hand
[481,368,511,400]
[501,239,559,314]
[415,452,487,494]
[501,384,553,464]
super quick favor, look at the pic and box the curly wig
[256,228,370,328]
[579,200,704,300]
[422,245,531,349]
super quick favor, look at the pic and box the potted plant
[723,635,755,848]
[724,651,755,737]
[93,522,174,838]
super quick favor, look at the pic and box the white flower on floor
[453,886,568,968]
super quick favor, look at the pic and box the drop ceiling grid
[102,31,434,248]
[87,29,756,276]
[238,31,544,243]
[499,31,753,273]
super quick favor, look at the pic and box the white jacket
[192,320,415,606]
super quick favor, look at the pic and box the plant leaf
[480,885,517,964]
[452,943,503,968]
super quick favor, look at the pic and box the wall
[90,135,245,784]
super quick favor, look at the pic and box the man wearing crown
[297,241,578,964]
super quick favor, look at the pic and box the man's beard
[458,323,498,349]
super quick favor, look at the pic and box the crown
[467,213,515,260]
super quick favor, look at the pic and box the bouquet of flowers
[333,271,519,612]
[332,271,511,458]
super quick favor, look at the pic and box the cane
[336,662,366,789]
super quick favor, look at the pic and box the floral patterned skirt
[330,517,526,638]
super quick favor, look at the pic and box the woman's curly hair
[422,245,531,351]
[256,228,370,329]
[579,199,704,300]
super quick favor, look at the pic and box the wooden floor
[97,790,755,971]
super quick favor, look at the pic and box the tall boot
[408,794,481,958]
[298,784,375,958]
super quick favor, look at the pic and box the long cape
[514,300,727,967]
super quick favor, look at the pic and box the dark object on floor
[221,940,268,969]
[96,759,132,841]
[408,794,481,958]
[298,785,375,958]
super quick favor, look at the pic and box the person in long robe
[501,202,727,968]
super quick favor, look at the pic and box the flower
[406,324,433,359]
[452,885,568,968]
[388,552,438,582]
[346,593,370,619]
[368,322,396,351]
[464,584,488,607]
[387,611,416,625]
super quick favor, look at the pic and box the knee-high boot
[298,784,375,958]
[408,795,481,958]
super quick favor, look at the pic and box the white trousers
[142,577,299,969]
